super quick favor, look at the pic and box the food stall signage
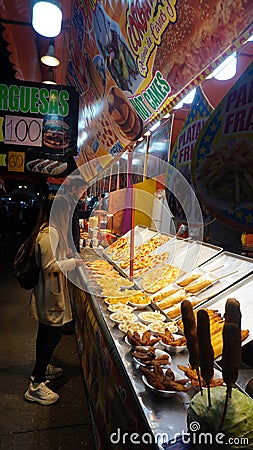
[178,119,207,165]
[129,71,171,121]
[167,86,213,224]
[7,151,25,172]
[191,61,253,232]
[126,0,177,77]
[223,80,253,135]
[4,115,43,147]
[0,84,70,117]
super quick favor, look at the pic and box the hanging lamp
[41,39,60,67]
[42,67,57,84]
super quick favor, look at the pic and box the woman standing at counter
[24,195,83,406]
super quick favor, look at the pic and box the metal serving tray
[197,273,253,347]
[194,251,253,303]
[104,225,158,263]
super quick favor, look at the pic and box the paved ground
[0,232,96,450]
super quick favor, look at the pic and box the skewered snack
[224,298,241,330]
[187,296,253,448]
[181,300,199,370]
[185,276,213,293]
[166,298,201,319]
[126,330,160,347]
[181,299,202,390]
[197,310,214,405]
[222,323,241,390]
[152,285,179,303]
[197,310,214,386]
[178,270,203,287]
[157,289,187,310]
[178,307,249,359]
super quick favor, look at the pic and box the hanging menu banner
[191,60,253,233]
[69,0,252,180]
[0,81,79,176]
[0,81,79,156]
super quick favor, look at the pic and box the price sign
[8,151,25,172]
[4,115,43,147]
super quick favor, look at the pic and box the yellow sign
[8,151,25,172]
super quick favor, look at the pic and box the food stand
[69,228,253,449]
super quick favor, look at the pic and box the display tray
[171,240,222,274]
[147,251,253,321]
[196,273,253,347]
[120,237,188,279]
[195,251,253,302]
[104,225,159,263]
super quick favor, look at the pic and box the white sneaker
[45,364,63,380]
[25,381,59,405]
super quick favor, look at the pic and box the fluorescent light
[32,0,62,37]
[174,88,196,109]
[207,52,237,80]
[150,121,161,132]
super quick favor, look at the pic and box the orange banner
[68,0,253,180]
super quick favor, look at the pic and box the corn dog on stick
[197,310,214,406]
[220,323,241,429]
[181,300,202,393]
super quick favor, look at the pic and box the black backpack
[13,234,40,290]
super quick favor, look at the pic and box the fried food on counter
[106,237,128,253]
[131,347,170,367]
[165,298,201,320]
[178,307,249,359]
[141,364,190,392]
[177,365,224,388]
[157,289,187,310]
[141,264,183,293]
[126,330,160,346]
[185,276,213,294]
[152,285,179,303]
[156,329,187,347]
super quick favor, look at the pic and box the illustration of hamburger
[107,86,143,142]
[43,118,71,150]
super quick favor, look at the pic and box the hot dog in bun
[27,158,67,175]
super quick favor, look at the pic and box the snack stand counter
[71,249,194,450]
[70,238,253,450]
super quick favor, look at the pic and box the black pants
[32,322,62,383]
